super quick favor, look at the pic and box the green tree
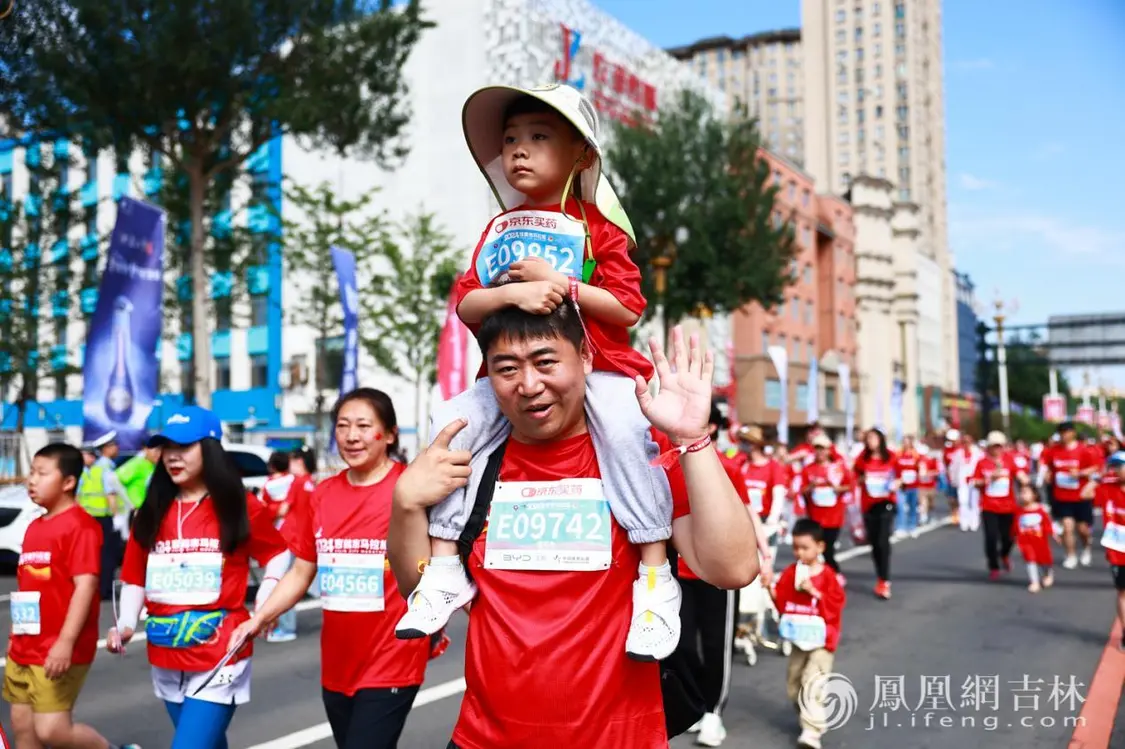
[987,332,1071,410]
[0,0,431,407]
[605,90,797,329]
[282,180,384,452]
[0,144,87,448]
[363,212,460,445]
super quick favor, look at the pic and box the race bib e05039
[10,591,41,636]
[475,210,587,286]
[145,552,223,606]
[484,478,612,572]
[317,552,385,613]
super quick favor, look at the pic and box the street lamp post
[992,295,1018,435]
[650,226,688,353]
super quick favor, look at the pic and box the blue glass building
[955,270,979,397]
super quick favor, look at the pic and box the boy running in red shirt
[4,444,139,749]
[770,519,846,749]
[397,84,680,661]
[1100,451,1125,651]
[1012,484,1058,593]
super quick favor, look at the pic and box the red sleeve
[120,531,149,587]
[452,222,494,324]
[971,460,986,482]
[820,569,847,650]
[771,460,788,492]
[773,564,795,612]
[288,484,319,563]
[246,495,289,567]
[67,518,102,578]
[589,221,646,318]
[1085,448,1102,470]
[653,430,690,520]
[722,457,750,504]
[852,455,866,477]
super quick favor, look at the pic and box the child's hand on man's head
[510,257,568,287]
[510,280,568,315]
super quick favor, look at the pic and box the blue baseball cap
[1107,451,1125,468]
[146,406,223,447]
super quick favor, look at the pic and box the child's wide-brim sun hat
[462,83,635,245]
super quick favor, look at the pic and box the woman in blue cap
[105,406,290,748]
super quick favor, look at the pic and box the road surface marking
[244,677,468,749]
[1067,616,1124,749]
[834,515,953,563]
[0,598,324,669]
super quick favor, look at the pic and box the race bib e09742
[475,210,587,286]
[146,552,223,606]
[484,478,612,572]
[317,552,385,612]
[10,591,41,636]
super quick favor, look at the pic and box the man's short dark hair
[476,293,587,360]
[791,518,825,544]
[34,443,84,489]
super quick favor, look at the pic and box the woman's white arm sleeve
[255,551,294,609]
[117,584,146,631]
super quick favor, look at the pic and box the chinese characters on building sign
[554,24,657,126]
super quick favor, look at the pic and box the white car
[0,443,276,559]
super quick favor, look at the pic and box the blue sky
[597,0,1125,331]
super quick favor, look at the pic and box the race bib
[484,479,612,572]
[1056,473,1080,491]
[1018,513,1043,531]
[747,488,764,514]
[987,477,1011,497]
[900,470,917,485]
[1101,522,1125,553]
[317,552,385,612]
[811,486,837,508]
[10,591,41,636]
[146,552,223,606]
[476,210,586,286]
[779,613,827,651]
[865,475,891,498]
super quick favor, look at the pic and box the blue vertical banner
[330,246,359,395]
[82,197,166,452]
[767,345,789,446]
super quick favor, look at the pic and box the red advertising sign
[1042,395,1066,423]
[555,24,658,126]
[1076,404,1095,426]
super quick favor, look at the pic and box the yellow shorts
[2,659,90,713]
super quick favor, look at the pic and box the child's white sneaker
[395,556,477,640]
[625,562,681,661]
[1079,547,1092,567]
[797,729,823,749]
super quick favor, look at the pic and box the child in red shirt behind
[771,519,846,749]
[398,83,681,662]
[1012,485,1058,594]
[4,444,138,749]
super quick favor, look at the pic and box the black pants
[982,511,1015,571]
[676,578,738,715]
[822,526,841,572]
[863,502,895,582]
[95,516,119,600]
[323,685,419,749]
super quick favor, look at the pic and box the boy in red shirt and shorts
[396,83,680,661]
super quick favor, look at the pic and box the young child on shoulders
[395,83,682,661]
[4,444,140,749]
[770,518,847,749]
[1012,484,1058,593]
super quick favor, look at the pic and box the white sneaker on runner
[797,729,823,749]
[625,563,681,661]
[1079,547,1092,567]
[395,558,477,640]
[687,718,704,734]
[1062,555,1078,570]
[696,712,726,747]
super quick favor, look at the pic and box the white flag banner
[807,357,820,424]
[840,363,853,451]
[767,345,789,445]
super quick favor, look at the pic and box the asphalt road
[1,518,1121,749]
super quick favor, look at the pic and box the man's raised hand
[393,419,473,510]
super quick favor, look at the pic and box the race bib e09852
[484,478,612,572]
[476,210,587,286]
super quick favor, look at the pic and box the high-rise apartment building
[803,0,957,395]
[667,30,805,163]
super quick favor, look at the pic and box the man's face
[102,441,119,459]
[502,111,587,204]
[486,332,592,444]
[82,451,95,467]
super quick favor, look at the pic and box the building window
[215,358,231,390]
[250,354,269,389]
[792,298,800,321]
[837,90,848,104]
[836,9,846,23]
[796,382,809,405]
[778,298,787,318]
[856,48,864,63]
[899,145,910,159]
[895,3,905,19]
[896,105,908,121]
[855,26,863,41]
[215,297,233,331]
[250,294,269,327]
[788,182,796,201]
[895,21,905,37]
[873,22,882,37]
[806,300,814,324]
[857,109,866,123]
[837,106,848,124]
[837,68,848,84]
[765,379,783,409]
[836,49,847,63]
[836,29,846,44]
[899,166,910,182]
[717,49,725,63]
[802,189,811,207]
[762,330,770,353]
[826,385,838,411]
[875,105,883,119]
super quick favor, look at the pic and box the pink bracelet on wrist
[650,435,712,469]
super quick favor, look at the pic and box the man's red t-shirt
[894,451,921,489]
[9,505,102,667]
[679,451,747,581]
[288,464,429,694]
[971,454,1020,514]
[1045,442,1100,502]
[120,496,287,672]
[740,457,788,520]
[803,460,850,529]
[452,430,690,749]
[918,455,939,488]
[1102,485,1125,566]
[453,200,653,381]
[772,563,846,652]
[852,453,898,511]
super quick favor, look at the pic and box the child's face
[792,534,824,565]
[502,111,588,203]
[1018,487,1037,507]
[27,456,75,508]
